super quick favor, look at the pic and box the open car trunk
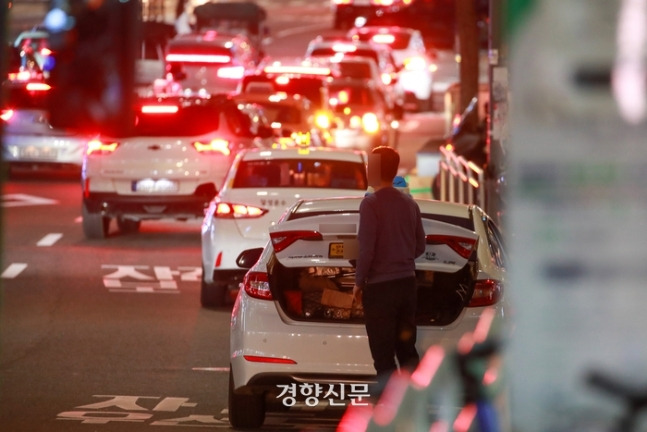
[267,212,479,326]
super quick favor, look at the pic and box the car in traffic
[228,196,507,429]
[330,0,407,30]
[348,25,436,111]
[1,78,90,175]
[81,94,276,239]
[163,30,259,96]
[200,147,369,307]
[12,28,52,78]
[231,92,331,147]
[326,77,398,151]
[304,37,405,112]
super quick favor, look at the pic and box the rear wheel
[117,217,141,234]
[82,202,110,239]
[228,369,266,429]
[200,267,226,308]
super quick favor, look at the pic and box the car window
[241,76,326,108]
[486,219,507,269]
[128,104,221,137]
[2,84,48,110]
[233,159,367,189]
[328,84,378,108]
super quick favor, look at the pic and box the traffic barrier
[438,145,485,207]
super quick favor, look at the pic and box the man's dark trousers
[362,276,420,379]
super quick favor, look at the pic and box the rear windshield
[123,104,222,137]
[328,83,379,108]
[240,76,325,107]
[233,159,367,189]
[2,85,48,110]
[310,48,379,64]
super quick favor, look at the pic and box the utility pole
[456,0,480,133]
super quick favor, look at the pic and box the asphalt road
[0,2,450,430]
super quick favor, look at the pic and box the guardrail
[438,145,486,208]
[339,307,509,432]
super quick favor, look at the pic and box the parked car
[81,94,275,239]
[228,196,507,429]
[200,147,369,307]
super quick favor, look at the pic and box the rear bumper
[84,183,216,219]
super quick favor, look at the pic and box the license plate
[132,179,179,193]
[20,147,58,160]
[329,242,343,259]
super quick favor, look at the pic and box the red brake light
[214,202,267,219]
[141,104,179,114]
[332,43,357,53]
[269,230,323,253]
[86,139,119,155]
[25,82,51,92]
[468,279,503,307]
[193,138,230,155]
[425,235,476,259]
[1,109,14,122]
[165,54,231,63]
[371,34,395,45]
[216,65,245,79]
[243,355,296,364]
[242,271,272,300]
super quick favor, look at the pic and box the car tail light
[371,34,395,45]
[314,111,332,129]
[468,279,503,307]
[362,112,380,134]
[241,271,273,300]
[86,139,119,155]
[333,0,351,4]
[193,138,231,155]
[426,234,477,259]
[243,355,297,364]
[214,202,268,219]
[403,56,427,71]
[1,109,14,122]
[380,72,393,86]
[165,54,231,63]
[217,65,245,79]
[270,230,323,253]
[332,43,357,53]
[141,104,179,114]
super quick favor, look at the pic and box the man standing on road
[353,146,426,396]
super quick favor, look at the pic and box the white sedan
[228,196,507,429]
[81,94,275,239]
[200,147,369,307]
[2,80,88,174]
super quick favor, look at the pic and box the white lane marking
[37,233,63,247]
[2,263,28,279]
[2,194,58,207]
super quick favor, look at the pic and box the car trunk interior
[268,259,476,326]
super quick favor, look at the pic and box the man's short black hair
[371,146,400,182]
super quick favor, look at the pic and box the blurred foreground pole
[506,0,647,430]
[46,0,139,135]
[456,0,480,133]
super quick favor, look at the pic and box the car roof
[239,147,367,163]
[287,196,473,219]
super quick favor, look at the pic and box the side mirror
[236,248,264,269]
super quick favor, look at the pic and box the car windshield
[233,159,367,189]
